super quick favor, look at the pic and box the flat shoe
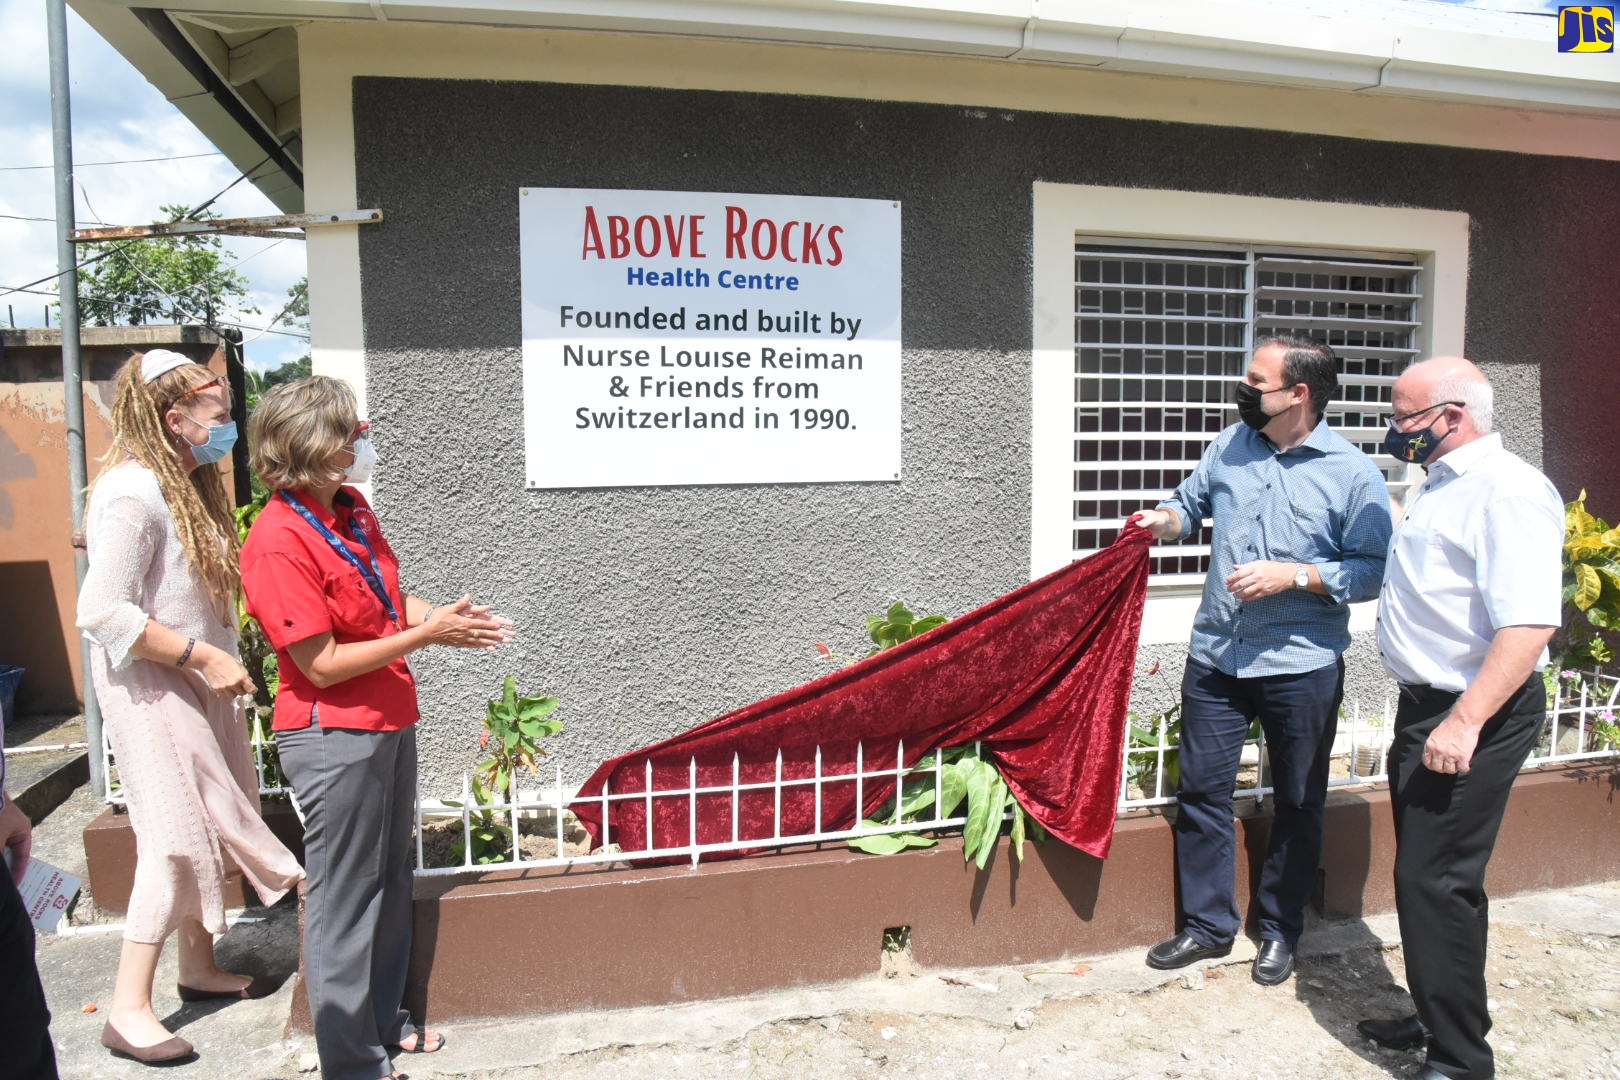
[101,1021,195,1064]
[1356,1013,1428,1050]
[177,974,279,1002]
[1145,932,1233,970]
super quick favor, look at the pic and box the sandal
[392,1028,445,1054]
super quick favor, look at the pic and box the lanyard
[279,491,399,624]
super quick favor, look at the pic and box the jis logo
[1557,6,1614,52]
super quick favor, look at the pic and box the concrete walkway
[24,783,1620,1080]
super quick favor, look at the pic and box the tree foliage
[76,204,255,327]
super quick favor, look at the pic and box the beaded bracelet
[176,638,196,667]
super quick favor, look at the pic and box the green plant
[819,600,1043,867]
[72,204,256,327]
[1594,709,1620,751]
[233,496,280,709]
[814,600,948,665]
[1558,490,1620,668]
[449,676,563,865]
[1124,662,1182,797]
[849,744,1048,867]
[232,494,284,791]
[864,601,947,655]
[1125,701,1182,796]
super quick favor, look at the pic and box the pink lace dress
[76,462,302,942]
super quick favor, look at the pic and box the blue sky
[0,0,308,372]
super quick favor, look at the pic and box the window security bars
[1070,244,1423,585]
[97,682,1620,867]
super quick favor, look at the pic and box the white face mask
[343,435,377,484]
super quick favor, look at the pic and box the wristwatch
[1293,563,1310,589]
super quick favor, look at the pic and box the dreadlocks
[95,353,240,625]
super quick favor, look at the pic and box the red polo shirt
[241,487,420,732]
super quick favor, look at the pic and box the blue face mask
[184,418,238,466]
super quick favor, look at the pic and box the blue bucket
[0,665,23,726]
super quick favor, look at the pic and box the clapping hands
[423,594,517,652]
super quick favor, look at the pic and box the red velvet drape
[572,525,1153,861]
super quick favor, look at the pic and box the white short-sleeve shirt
[1377,433,1563,691]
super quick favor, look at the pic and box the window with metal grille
[1070,242,1421,587]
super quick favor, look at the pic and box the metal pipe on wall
[48,0,102,793]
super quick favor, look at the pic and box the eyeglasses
[1389,401,1464,429]
[178,377,224,399]
[349,420,371,441]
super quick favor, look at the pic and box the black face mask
[1383,401,1463,465]
[1234,382,1289,431]
[1384,420,1448,464]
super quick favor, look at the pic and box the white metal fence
[412,739,979,876]
[99,679,1620,873]
[1121,670,1620,809]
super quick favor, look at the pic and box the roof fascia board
[132,0,1619,107]
[69,1,305,210]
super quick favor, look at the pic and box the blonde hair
[248,376,357,493]
[96,353,239,624]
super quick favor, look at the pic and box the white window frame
[1031,183,1469,645]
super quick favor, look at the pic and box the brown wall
[0,327,228,715]
[75,762,1616,1029]
[401,763,1618,1023]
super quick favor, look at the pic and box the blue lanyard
[279,491,399,624]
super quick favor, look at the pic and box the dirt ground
[452,914,1620,1080]
[29,781,1620,1080]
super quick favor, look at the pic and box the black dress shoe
[1251,939,1295,985]
[1356,1013,1428,1050]
[1145,932,1233,969]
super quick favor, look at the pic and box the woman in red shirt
[241,376,512,1080]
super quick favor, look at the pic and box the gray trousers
[279,713,417,1080]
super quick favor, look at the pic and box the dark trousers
[278,716,418,1080]
[1390,677,1544,1080]
[1174,658,1343,947]
[0,864,59,1080]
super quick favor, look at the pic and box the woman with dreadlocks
[76,349,303,1065]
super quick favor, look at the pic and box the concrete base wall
[83,800,304,916]
[80,763,1619,1028]
[393,764,1617,1023]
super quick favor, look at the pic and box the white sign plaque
[520,188,901,488]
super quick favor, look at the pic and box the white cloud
[1452,0,1559,11]
[0,0,307,371]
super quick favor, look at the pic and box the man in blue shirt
[1130,334,1392,985]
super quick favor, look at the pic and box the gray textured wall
[351,78,1620,794]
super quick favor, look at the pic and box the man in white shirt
[1358,357,1563,1080]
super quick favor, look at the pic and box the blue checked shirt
[1160,420,1393,678]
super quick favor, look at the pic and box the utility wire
[0,212,100,224]
[14,186,304,344]
[0,140,294,301]
[0,151,225,172]
[240,280,307,346]
[71,180,221,328]
[5,284,309,339]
